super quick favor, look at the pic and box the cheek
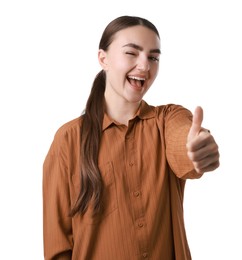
[109,53,133,70]
[151,65,159,78]
[147,67,159,86]
[114,58,129,71]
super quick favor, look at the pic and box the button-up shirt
[43,100,203,260]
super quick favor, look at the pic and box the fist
[186,106,220,174]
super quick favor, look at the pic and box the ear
[98,49,108,71]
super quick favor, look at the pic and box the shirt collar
[102,100,155,131]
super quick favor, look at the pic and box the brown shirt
[43,100,203,260]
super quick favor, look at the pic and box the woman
[43,15,220,260]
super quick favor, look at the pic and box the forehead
[111,25,160,50]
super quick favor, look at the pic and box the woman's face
[99,25,161,105]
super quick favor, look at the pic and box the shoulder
[55,116,83,138]
[140,101,192,123]
[48,116,83,153]
[156,103,191,116]
[142,100,192,120]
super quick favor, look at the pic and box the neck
[104,98,141,126]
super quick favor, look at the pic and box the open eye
[149,56,159,62]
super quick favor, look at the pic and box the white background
[0,0,241,259]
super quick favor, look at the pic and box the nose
[137,57,150,72]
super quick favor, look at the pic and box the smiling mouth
[127,76,145,87]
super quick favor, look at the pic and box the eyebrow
[122,43,161,54]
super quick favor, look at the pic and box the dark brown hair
[70,15,160,216]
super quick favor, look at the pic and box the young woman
[43,15,220,260]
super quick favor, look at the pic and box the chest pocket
[78,161,118,225]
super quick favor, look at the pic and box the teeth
[128,76,145,81]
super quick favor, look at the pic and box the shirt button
[138,222,144,228]
[133,191,140,197]
[142,252,148,258]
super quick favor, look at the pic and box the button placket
[125,123,149,258]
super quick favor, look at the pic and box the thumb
[188,106,203,141]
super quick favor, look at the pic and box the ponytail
[70,70,106,216]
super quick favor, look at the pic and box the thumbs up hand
[186,106,220,174]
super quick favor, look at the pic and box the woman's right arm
[43,134,73,260]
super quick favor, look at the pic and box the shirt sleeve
[164,105,203,179]
[43,131,73,260]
